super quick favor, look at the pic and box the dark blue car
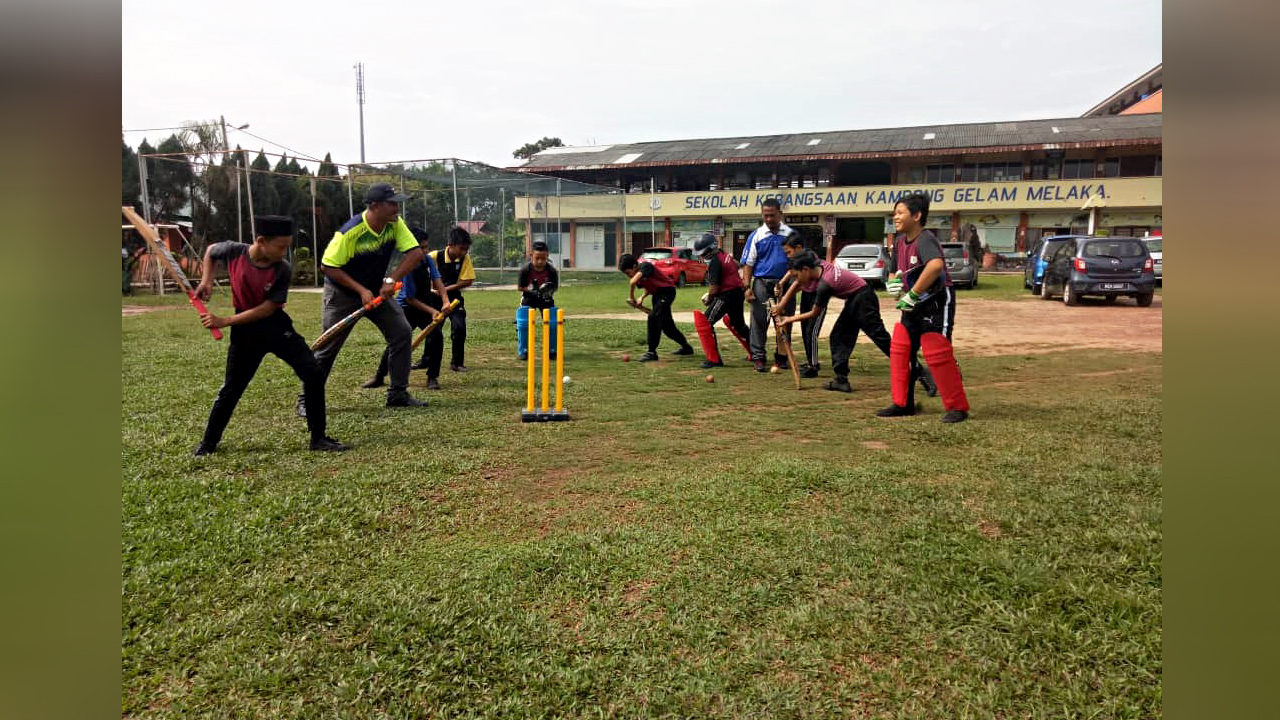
[1024,235,1083,296]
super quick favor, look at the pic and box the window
[909,167,924,184]
[993,162,1023,182]
[1103,158,1120,178]
[1062,159,1094,179]
[977,164,993,182]
[1083,240,1145,258]
[960,164,977,182]
[926,164,955,183]
[1120,155,1158,177]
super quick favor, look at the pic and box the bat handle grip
[187,292,223,340]
[364,281,404,310]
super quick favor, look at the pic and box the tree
[513,137,564,160]
[147,134,194,221]
[122,139,140,210]
[249,149,280,216]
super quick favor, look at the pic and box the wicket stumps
[522,308,570,422]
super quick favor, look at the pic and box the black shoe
[800,365,819,379]
[753,359,768,372]
[386,393,428,408]
[549,351,558,360]
[875,403,916,417]
[941,409,970,424]
[699,359,724,369]
[450,364,469,372]
[918,367,938,397]
[296,395,307,418]
[426,378,441,390]
[360,376,385,389]
[774,355,790,370]
[410,359,430,370]
[671,346,694,356]
[193,442,216,457]
[638,351,659,362]
[517,352,528,361]
[310,436,349,452]
[824,377,852,393]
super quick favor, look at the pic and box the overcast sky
[121,0,1160,170]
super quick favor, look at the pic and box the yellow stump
[525,307,536,412]
[541,309,551,412]
[555,308,565,412]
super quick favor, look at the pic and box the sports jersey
[397,254,441,309]
[740,223,797,279]
[706,251,743,292]
[321,211,419,293]
[892,229,951,294]
[803,259,867,306]
[635,261,675,292]
[207,241,291,313]
[432,249,476,303]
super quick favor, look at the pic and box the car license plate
[847,262,862,270]
[1102,283,1125,290]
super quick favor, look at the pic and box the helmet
[694,232,718,260]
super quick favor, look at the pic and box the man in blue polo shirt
[740,198,798,372]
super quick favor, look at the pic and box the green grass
[123,285,1161,718]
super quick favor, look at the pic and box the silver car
[941,242,979,289]
[834,243,891,288]
[1143,235,1162,283]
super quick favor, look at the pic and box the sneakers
[774,354,790,370]
[824,377,853,393]
[638,351,659,362]
[917,366,938,397]
[410,358,430,370]
[517,352,528,361]
[426,378,441,390]
[941,409,970,424]
[296,395,308,418]
[192,442,216,457]
[450,364,469,372]
[386,392,428,408]
[799,364,819,379]
[875,403,916,417]
[699,359,724,369]
[752,359,768,372]
[671,346,694,356]
[360,376,385,389]
[309,436,349,452]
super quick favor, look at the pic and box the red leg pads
[890,323,913,407]
[921,332,970,411]
[721,316,750,354]
[693,311,721,363]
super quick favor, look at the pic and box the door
[575,224,606,269]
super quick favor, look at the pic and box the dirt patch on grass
[977,519,1003,539]
[862,440,890,450]
[122,305,180,316]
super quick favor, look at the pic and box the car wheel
[676,272,686,288]
[1063,282,1079,306]
[1037,283,1050,299]
[1136,292,1154,307]
[970,275,977,289]
[1104,295,1118,304]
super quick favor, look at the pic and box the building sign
[784,214,820,224]
[515,177,1161,220]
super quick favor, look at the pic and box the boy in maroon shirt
[516,240,560,361]
[775,250,892,392]
[691,233,750,369]
[878,192,970,422]
[618,253,694,362]
[192,216,347,455]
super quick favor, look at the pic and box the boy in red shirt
[691,233,750,369]
[192,216,347,455]
[618,253,694,362]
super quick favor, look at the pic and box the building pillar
[664,217,672,245]
[524,220,533,256]
[616,221,625,261]
[568,220,577,268]
[1017,212,1029,252]
[950,211,961,241]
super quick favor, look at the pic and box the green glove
[895,290,921,312]
[885,277,903,298]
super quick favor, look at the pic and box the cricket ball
[705,374,714,383]
[770,365,780,374]
[622,353,630,362]
[562,375,571,385]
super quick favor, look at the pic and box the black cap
[254,215,294,238]
[364,182,409,204]
[531,240,549,252]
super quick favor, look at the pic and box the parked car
[1024,235,1081,296]
[639,247,708,286]
[1041,236,1156,306]
[940,242,979,289]
[834,243,891,287]
[1143,235,1162,283]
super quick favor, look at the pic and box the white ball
[562,375,571,385]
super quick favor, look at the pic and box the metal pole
[347,171,355,216]
[138,153,151,225]
[621,191,627,259]
[498,187,505,284]
[355,63,366,163]
[220,116,242,243]
[244,153,255,233]
[310,177,319,286]
[556,179,563,269]
[451,161,460,226]
[649,176,655,246]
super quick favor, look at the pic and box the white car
[835,243,891,288]
[1143,235,1162,282]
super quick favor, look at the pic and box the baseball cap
[364,182,410,204]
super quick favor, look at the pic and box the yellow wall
[516,177,1162,220]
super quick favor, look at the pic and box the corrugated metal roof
[515,114,1162,171]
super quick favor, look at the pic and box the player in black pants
[618,253,694,362]
[361,235,449,390]
[192,216,347,455]
[691,233,750,369]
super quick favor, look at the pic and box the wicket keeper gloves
[885,278,903,298]
[895,290,921,312]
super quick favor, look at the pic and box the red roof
[456,221,489,234]
[1121,89,1162,115]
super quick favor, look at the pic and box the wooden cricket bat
[627,299,651,315]
[767,298,802,390]
[410,299,461,350]
[309,282,403,351]
[122,206,221,340]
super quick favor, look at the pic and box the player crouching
[691,233,751,369]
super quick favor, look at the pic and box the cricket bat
[766,297,802,390]
[309,282,403,351]
[627,298,651,315]
[410,299,461,350]
[122,206,221,340]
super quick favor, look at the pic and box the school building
[510,75,1162,270]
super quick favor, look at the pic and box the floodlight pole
[310,177,319,286]
[347,171,354,216]
[556,179,563,268]
[244,152,255,233]
[355,63,366,163]
[220,116,242,243]
[451,161,459,227]
[498,187,506,283]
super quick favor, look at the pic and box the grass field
[122,274,1161,718]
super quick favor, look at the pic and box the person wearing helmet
[691,233,750,369]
